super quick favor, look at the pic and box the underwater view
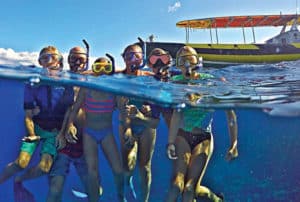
[2,0,300,201]
[0,58,299,202]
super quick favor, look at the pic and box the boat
[142,14,300,67]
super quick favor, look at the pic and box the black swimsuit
[178,128,211,150]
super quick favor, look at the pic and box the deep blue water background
[0,77,300,202]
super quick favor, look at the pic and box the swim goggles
[176,54,200,67]
[68,53,88,64]
[123,51,144,62]
[92,62,113,74]
[148,54,171,66]
[39,53,62,64]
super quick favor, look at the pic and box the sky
[0,0,298,69]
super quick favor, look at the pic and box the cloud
[168,1,181,13]
[0,48,75,68]
[0,48,124,71]
[0,48,39,67]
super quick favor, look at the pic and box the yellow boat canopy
[176,14,300,29]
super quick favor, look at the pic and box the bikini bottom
[83,127,113,144]
[178,128,211,150]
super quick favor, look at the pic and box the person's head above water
[92,57,114,76]
[122,44,144,73]
[147,48,172,75]
[38,46,63,70]
[68,46,88,73]
[175,46,201,79]
[147,48,172,81]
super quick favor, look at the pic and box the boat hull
[144,42,300,67]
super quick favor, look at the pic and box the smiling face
[68,46,87,73]
[122,44,144,74]
[38,46,63,70]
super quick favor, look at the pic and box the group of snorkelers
[0,41,238,202]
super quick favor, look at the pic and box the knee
[184,179,196,194]
[15,155,30,169]
[171,173,185,194]
[38,159,53,173]
[195,186,209,198]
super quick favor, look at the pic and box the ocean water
[0,62,300,202]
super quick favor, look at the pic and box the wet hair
[121,43,143,58]
[38,46,63,68]
[176,46,197,58]
[94,57,109,63]
[149,48,168,56]
[39,46,58,56]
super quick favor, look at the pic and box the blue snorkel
[82,39,89,71]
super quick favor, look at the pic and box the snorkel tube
[105,53,116,75]
[137,37,146,68]
[82,39,89,71]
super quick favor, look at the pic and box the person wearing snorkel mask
[166,46,238,202]
[147,48,173,82]
[121,44,153,76]
[57,56,125,202]
[68,46,89,73]
[0,46,75,201]
[147,48,176,130]
[47,46,93,202]
[118,44,160,202]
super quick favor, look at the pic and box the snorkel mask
[67,40,89,73]
[123,38,147,73]
[148,53,172,78]
[39,53,63,71]
[92,53,115,75]
[176,54,202,77]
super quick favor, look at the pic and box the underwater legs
[101,134,125,202]
[83,134,100,202]
[137,128,156,202]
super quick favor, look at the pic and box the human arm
[56,107,77,149]
[127,104,159,128]
[116,96,136,147]
[56,88,85,149]
[22,109,40,142]
[225,109,238,161]
[166,110,182,160]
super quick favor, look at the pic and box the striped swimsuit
[83,92,115,143]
